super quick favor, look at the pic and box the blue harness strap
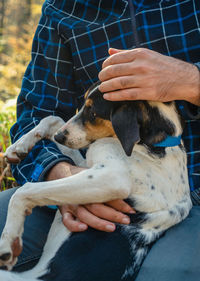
[153,135,182,147]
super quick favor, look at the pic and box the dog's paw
[0,237,22,270]
[5,116,65,164]
[5,141,28,164]
[5,129,43,164]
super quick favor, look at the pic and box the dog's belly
[39,220,156,281]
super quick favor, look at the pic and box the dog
[0,82,192,281]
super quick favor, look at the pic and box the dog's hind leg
[18,211,70,280]
[0,270,38,281]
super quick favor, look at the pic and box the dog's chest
[86,138,189,213]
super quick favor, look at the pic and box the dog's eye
[89,110,97,122]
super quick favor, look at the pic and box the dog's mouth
[0,265,8,271]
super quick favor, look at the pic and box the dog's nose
[54,132,67,144]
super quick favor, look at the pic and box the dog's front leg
[0,163,131,269]
[5,116,65,163]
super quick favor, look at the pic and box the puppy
[0,83,192,281]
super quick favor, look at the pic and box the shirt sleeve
[10,3,78,185]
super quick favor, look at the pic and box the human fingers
[103,88,143,101]
[102,48,148,69]
[75,205,117,232]
[102,49,135,69]
[60,205,88,232]
[62,211,88,232]
[108,48,124,56]
[84,203,131,224]
[105,199,135,214]
[99,62,142,82]
[99,75,138,93]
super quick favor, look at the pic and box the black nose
[54,132,66,144]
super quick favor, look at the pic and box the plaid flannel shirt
[10,0,200,203]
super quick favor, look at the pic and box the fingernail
[122,217,130,224]
[129,210,136,214]
[79,224,87,230]
[103,94,109,100]
[106,224,115,231]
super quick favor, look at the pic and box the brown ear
[111,104,140,156]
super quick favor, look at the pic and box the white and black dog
[0,83,192,281]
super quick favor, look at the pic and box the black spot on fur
[154,225,160,230]
[151,185,155,190]
[88,175,93,179]
[169,210,175,216]
[176,205,185,219]
[180,173,185,184]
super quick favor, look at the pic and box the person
[0,0,200,279]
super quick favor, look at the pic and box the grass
[0,109,17,191]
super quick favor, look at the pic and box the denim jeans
[0,187,56,272]
[0,187,200,279]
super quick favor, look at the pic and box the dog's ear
[111,104,140,156]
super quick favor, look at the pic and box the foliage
[0,110,16,151]
[0,0,43,190]
[0,107,16,190]
[0,0,43,101]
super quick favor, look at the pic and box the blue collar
[153,135,181,147]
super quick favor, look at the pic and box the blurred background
[0,0,43,189]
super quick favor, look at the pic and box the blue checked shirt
[10,0,200,204]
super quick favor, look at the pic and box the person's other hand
[99,48,200,105]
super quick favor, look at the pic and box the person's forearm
[183,63,200,106]
[45,161,85,181]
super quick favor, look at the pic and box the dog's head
[54,82,183,156]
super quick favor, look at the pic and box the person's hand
[99,48,200,105]
[46,161,135,232]
[60,200,134,232]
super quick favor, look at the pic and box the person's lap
[135,206,200,281]
[0,188,200,279]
